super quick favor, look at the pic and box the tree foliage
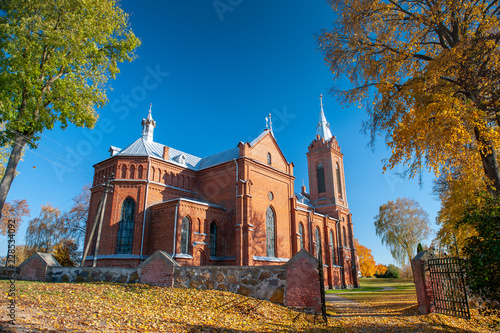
[354,238,377,277]
[433,167,484,254]
[53,239,79,266]
[0,198,29,235]
[375,263,388,276]
[64,184,90,247]
[317,0,500,197]
[374,198,431,266]
[0,0,140,218]
[460,194,500,305]
[25,203,68,253]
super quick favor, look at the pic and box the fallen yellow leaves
[0,280,497,332]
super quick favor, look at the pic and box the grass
[0,279,498,332]
[326,277,414,294]
[326,286,384,293]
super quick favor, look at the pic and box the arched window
[116,197,135,254]
[317,162,326,193]
[210,221,217,257]
[336,163,343,199]
[121,165,127,179]
[157,168,162,182]
[298,223,304,250]
[137,165,143,179]
[180,216,190,254]
[330,230,336,265]
[266,206,275,257]
[129,165,135,179]
[343,226,347,248]
[267,152,272,165]
[151,167,155,181]
[315,227,321,258]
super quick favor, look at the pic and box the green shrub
[460,194,500,306]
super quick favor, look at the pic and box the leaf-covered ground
[326,279,499,332]
[0,279,498,332]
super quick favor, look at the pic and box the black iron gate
[428,257,470,319]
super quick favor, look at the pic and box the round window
[268,191,274,201]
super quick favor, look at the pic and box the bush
[460,194,500,307]
[374,264,401,278]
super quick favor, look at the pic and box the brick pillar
[19,253,61,282]
[411,250,435,314]
[285,249,322,313]
[138,250,179,287]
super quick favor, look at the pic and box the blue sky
[1,0,440,266]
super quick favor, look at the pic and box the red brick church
[84,96,359,288]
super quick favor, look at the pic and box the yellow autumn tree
[354,238,377,277]
[317,0,500,197]
[375,263,388,276]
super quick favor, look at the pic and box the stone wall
[173,265,286,304]
[0,267,17,280]
[48,267,139,283]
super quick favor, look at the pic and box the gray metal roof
[114,137,239,171]
[296,192,313,207]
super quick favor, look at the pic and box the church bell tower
[306,95,348,218]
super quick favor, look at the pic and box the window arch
[121,165,127,179]
[151,167,155,181]
[330,230,336,265]
[137,165,143,179]
[315,227,321,258]
[298,223,304,250]
[129,164,135,179]
[210,221,217,257]
[267,152,272,165]
[180,216,191,254]
[116,197,135,254]
[266,206,275,257]
[336,163,343,199]
[343,226,347,248]
[317,162,326,193]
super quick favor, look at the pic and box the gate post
[411,251,435,314]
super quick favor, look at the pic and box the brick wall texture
[83,114,359,289]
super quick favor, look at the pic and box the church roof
[296,192,313,207]
[114,137,239,171]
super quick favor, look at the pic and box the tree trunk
[0,134,29,219]
[474,127,500,198]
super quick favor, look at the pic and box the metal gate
[428,257,470,319]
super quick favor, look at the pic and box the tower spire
[142,104,156,143]
[316,94,332,141]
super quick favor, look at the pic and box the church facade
[84,98,359,288]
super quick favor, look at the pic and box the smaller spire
[147,103,153,120]
[142,104,156,143]
[316,94,333,141]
